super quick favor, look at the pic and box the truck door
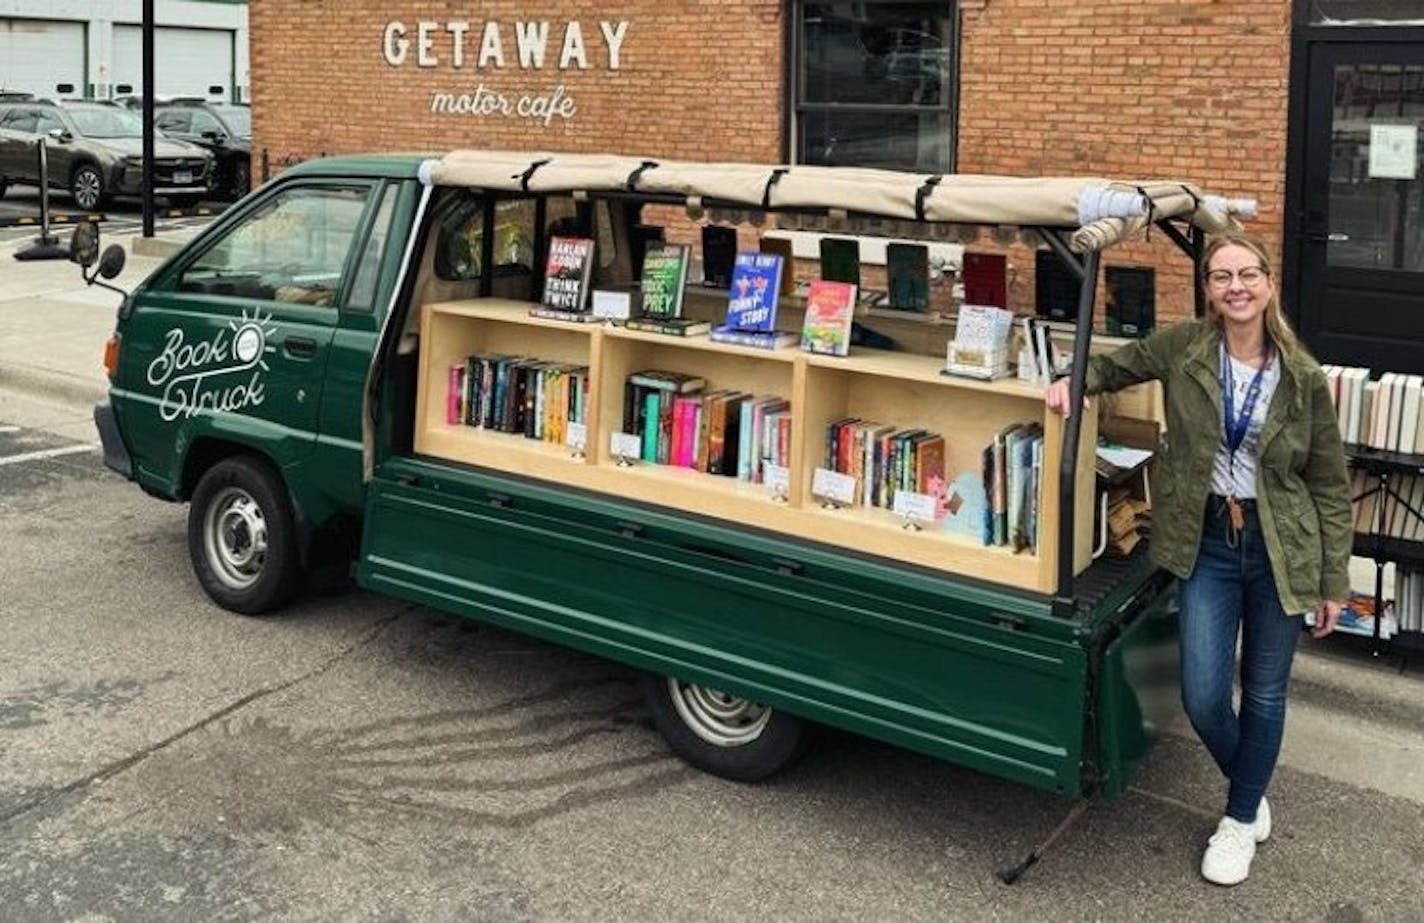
[116,181,379,487]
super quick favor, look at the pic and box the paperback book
[800,280,857,357]
[541,236,596,313]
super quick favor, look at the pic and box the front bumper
[93,402,133,479]
[111,163,213,197]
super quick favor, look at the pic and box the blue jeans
[1177,497,1300,824]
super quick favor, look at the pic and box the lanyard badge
[1221,342,1270,533]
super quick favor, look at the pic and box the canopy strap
[1136,186,1155,241]
[625,160,659,192]
[515,158,552,193]
[915,175,944,222]
[761,168,789,210]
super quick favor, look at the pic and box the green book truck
[82,150,1240,836]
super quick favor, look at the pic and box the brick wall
[957,0,1292,323]
[251,0,1293,327]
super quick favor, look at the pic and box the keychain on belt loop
[1221,340,1269,548]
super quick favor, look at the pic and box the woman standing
[1046,233,1353,885]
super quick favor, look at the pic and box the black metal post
[1053,248,1102,619]
[37,138,55,245]
[142,0,156,238]
[261,148,270,183]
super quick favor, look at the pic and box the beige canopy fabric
[422,149,1251,250]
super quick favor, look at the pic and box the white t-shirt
[1210,350,1280,499]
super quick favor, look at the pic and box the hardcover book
[701,226,738,288]
[630,224,666,282]
[725,252,784,332]
[624,317,711,337]
[639,243,692,319]
[819,237,861,288]
[709,326,797,349]
[886,243,930,312]
[963,251,1008,309]
[758,237,796,296]
[800,280,857,357]
[541,236,596,313]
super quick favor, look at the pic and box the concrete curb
[0,361,108,411]
[129,235,188,259]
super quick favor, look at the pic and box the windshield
[67,107,145,138]
[212,105,251,138]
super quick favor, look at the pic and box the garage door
[0,19,86,98]
[112,25,232,100]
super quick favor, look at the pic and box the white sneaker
[1201,817,1256,886]
[1253,797,1271,843]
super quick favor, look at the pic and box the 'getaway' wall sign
[382,20,630,126]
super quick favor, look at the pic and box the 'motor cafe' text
[382,20,629,126]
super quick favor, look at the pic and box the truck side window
[347,183,399,312]
[175,185,370,306]
[434,193,485,282]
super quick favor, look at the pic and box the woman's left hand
[1312,599,1343,638]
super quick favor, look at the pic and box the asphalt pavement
[2,227,1423,920]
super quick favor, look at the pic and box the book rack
[1344,444,1424,656]
[415,297,1098,594]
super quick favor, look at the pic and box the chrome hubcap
[74,170,101,209]
[668,679,771,747]
[204,486,268,590]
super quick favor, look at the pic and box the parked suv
[0,99,213,210]
[154,101,252,199]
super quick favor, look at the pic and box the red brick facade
[250,0,1293,325]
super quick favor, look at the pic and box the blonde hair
[1202,233,1307,361]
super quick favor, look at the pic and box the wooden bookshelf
[416,297,1098,594]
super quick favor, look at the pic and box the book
[639,242,692,319]
[448,363,466,425]
[800,280,857,356]
[962,251,1008,309]
[819,237,861,287]
[624,317,711,337]
[541,236,596,312]
[886,242,930,312]
[726,252,784,332]
[630,224,665,281]
[529,306,606,323]
[709,326,798,349]
[758,237,796,296]
[701,226,738,288]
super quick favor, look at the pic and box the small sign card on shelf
[811,467,858,509]
[610,431,642,466]
[763,463,791,503]
[566,422,588,458]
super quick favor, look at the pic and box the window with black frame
[794,0,957,172]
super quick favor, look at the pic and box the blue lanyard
[1221,341,1270,456]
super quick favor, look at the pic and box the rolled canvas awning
[422,150,1253,251]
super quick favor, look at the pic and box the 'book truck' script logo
[146,310,275,422]
[381,19,630,126]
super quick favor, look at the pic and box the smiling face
[1206,243,1275,332]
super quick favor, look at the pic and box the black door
[1297,41,1424,373]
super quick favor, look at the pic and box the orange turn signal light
[103,333,121,381]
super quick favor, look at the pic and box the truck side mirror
[97,244,127,280]
[69,221,100,268]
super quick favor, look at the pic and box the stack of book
[819,419,946,513]
[621,370,790,480]
[1322,365,1424,453]
[448,356,590,444]
[710,251,797,349]
[1103,487,1151,556]
[982,423,1044,553]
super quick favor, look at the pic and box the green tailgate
[359,456,1100,796]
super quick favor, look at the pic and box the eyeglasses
[1206,267,1269,288]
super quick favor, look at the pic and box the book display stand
[416,297,1097,592]
[1340,445,1424,658]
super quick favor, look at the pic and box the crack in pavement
[0,605,413,830]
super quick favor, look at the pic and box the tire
[169,194,204,211]
[70,163,105,211]
[230,159,251,200]
[187,456,302,615]
[640,672,810,782]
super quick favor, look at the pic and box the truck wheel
[640,673,810,782]
[187,456,301,615]
[70,164,105,211]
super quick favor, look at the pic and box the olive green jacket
[1085,320,1353,614]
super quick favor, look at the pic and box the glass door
[1298,42,1424,372]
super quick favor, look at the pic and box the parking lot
[0,187,226,247]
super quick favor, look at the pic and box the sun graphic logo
[230,308,278,370]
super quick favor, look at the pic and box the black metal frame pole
[142,0,156,238]
[1053,247,1102,620]
[37,138,54,245]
